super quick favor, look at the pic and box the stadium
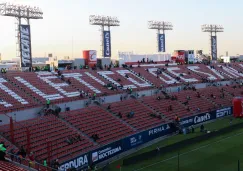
[0,1,243,171]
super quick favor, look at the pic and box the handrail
[5,151,58,171]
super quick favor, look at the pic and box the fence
[121,122,243,171]
[5,152,57,171]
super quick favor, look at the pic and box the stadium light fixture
[0,2,43,19]
[148,21,173,31]
[89,15,120,27]
[201,24,224,33]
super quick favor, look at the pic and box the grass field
[104,117,243,171]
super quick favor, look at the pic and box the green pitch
[106,117,243,171]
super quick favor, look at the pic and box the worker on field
[174,114,180,123]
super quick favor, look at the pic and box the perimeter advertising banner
[103,31,111,57]
[180,107,232,127]
[211,36,217,60]
[158,34,166,52]
[59,107,232,170]
[91,140,123,164]
[20,24,32,68]
[58,153,89,171]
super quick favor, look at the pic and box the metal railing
[5,152,58,171]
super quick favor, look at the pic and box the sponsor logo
[92,152,98,162]
[212,36,217,59]
[20,25,31,67]
[148,124,170,136]
[159,34,165,52]
[130,134,143,147]
[89,50,97,62]
[92,146,122,162]
[216,107,232,118]
[194,113,211,124]
[180,118,194,125]
[104,31,111,56]
[59,154,88,171]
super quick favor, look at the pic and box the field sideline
[103,117,243,171]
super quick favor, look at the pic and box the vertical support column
[47,141,52,166]
[10,117,15,144]
[157,29,160,52]
[101,25,104,58]
[27,18,32,71]
[26,127,31,154]
[18,17,22,69]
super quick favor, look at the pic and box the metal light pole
[89,15,120,57]
[148,20,173,52]
[201,24,224,62]
[0,2,43,70]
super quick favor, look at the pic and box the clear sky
[0,0,242,59]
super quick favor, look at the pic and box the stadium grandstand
[0,61,243,171]
[1,2,243,171]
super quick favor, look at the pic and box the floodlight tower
[201,24,224,61]
[148,21,173,52]
[89,15,120,57]
[0,3,43,70]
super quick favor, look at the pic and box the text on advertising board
[92,146,122,163]
[211,36,217,60]
[59,154,88,171]
[216,107,232,118]
[20,25,31,67]
[130,134,143,147]
[158,34,165,52]
[104,31,111,57]
[148,124,170,136]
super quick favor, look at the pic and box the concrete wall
[1,107,42,125]
[0,79,240,125]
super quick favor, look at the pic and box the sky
[0,0,243,60]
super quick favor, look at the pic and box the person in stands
[20,146,27,158]
[0,142,6,161]
[93,93,96,100]
[118,112,122,118]
[29,152,35,168]
[169,105,172,111]
[46,99,50,108]
[43,159,48,167]
[53,159,60,171]
[107,104,111,110]
[65,136,73,145]
[120,95,123,101]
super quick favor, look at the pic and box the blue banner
[146,123,171,140]
[123,132,146,150]
[215,107,232,118]
[158,34,165,52]
[211,36,217,60]
[180,107,232,127]
[103,31,111,57]
[20,24,32,68]
[58,153,89,171]
[91,140,123,164]
[59,107,233,170]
